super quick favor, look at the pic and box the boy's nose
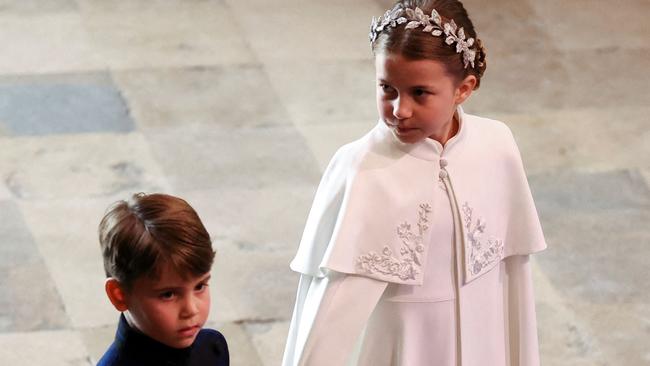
[393,97,412,120]
[180,297,199,318]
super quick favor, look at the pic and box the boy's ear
[105,278,129,312]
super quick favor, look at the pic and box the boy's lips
[178,325,200,337]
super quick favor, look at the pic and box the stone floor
[0,0,648,365]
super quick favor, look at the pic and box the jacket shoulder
[96,342,121,366]
[197,328,228,345]
[195,328,230,364]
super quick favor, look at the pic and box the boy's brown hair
[99,193,215,290]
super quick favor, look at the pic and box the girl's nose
[393,97,412,120]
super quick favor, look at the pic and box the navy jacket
[97,315,229,366]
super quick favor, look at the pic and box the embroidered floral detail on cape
[462,202,504,276]
[356,203,431,280]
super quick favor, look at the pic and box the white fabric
[358,171,457,365]
[290,108,546,286]
[282,274,387,366]
[283,108,546,365]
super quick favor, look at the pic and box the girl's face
[375,52,475,144]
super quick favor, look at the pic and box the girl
[283,1,546,365]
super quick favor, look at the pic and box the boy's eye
[414,89,427,96]
[159,291,175,300]
[195,282,209,292]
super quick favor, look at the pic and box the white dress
[358,139,457,366]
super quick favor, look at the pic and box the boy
[97,193,229,366]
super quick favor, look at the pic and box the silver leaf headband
[369,6,477,69]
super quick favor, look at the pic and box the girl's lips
[396,126,417,134]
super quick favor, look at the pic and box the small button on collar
[439,170,448,179]
[440,158,448,168]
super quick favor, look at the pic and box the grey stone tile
[78,0,256,69]
[0,330,91,366]
[181,184,316,255]
[468,47,649,113]
[79,0,224,11]
[243,321,290,366]
[372,0,394,8]
[463,47,570,114]
[533,260,605,366]
[227,1,382,63]
[0,182,10,200]
[211,240,298,323]
[0,201,69,332]
[0,132,168,200]
[561,48,650,110]
[530,169,650,213]
[146,124,321,192]
[18,198,121,328]
[0,122,9,137]
[463,0,554,55]
[0,0,77,13]
[566,302,650,366]
[0,73,134,136]
[294,120,376,171]
[531,168,650,366]
[460,0,570,115]
[0,13,104,75]
[265,60,377,126]
[79,324,115,365]
[536,301,604,366]
[485,108,650,176]
[113,65,291,129]
[207,322,264,366]
[531,169,650,304]
[531,0,648,51]
[642,169,650,190]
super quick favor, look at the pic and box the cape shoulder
[291,115,547,284]
[289,125,402,278]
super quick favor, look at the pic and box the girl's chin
[391,127,419,141]
[396,126,417,135]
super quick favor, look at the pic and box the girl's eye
[414,89,427,97]
[379,84,394,93]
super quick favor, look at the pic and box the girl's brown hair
[99,193,215,290]
[371,0,487,89]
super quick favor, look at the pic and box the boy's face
[123,264,211,349]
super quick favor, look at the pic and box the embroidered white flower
[462,202,504,276]
[357,203,431,280]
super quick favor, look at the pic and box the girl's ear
[105,278,129,312]
[454,75,477,105]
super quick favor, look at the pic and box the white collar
[378,106,467,161]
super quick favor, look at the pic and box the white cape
[284,109,547,366]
